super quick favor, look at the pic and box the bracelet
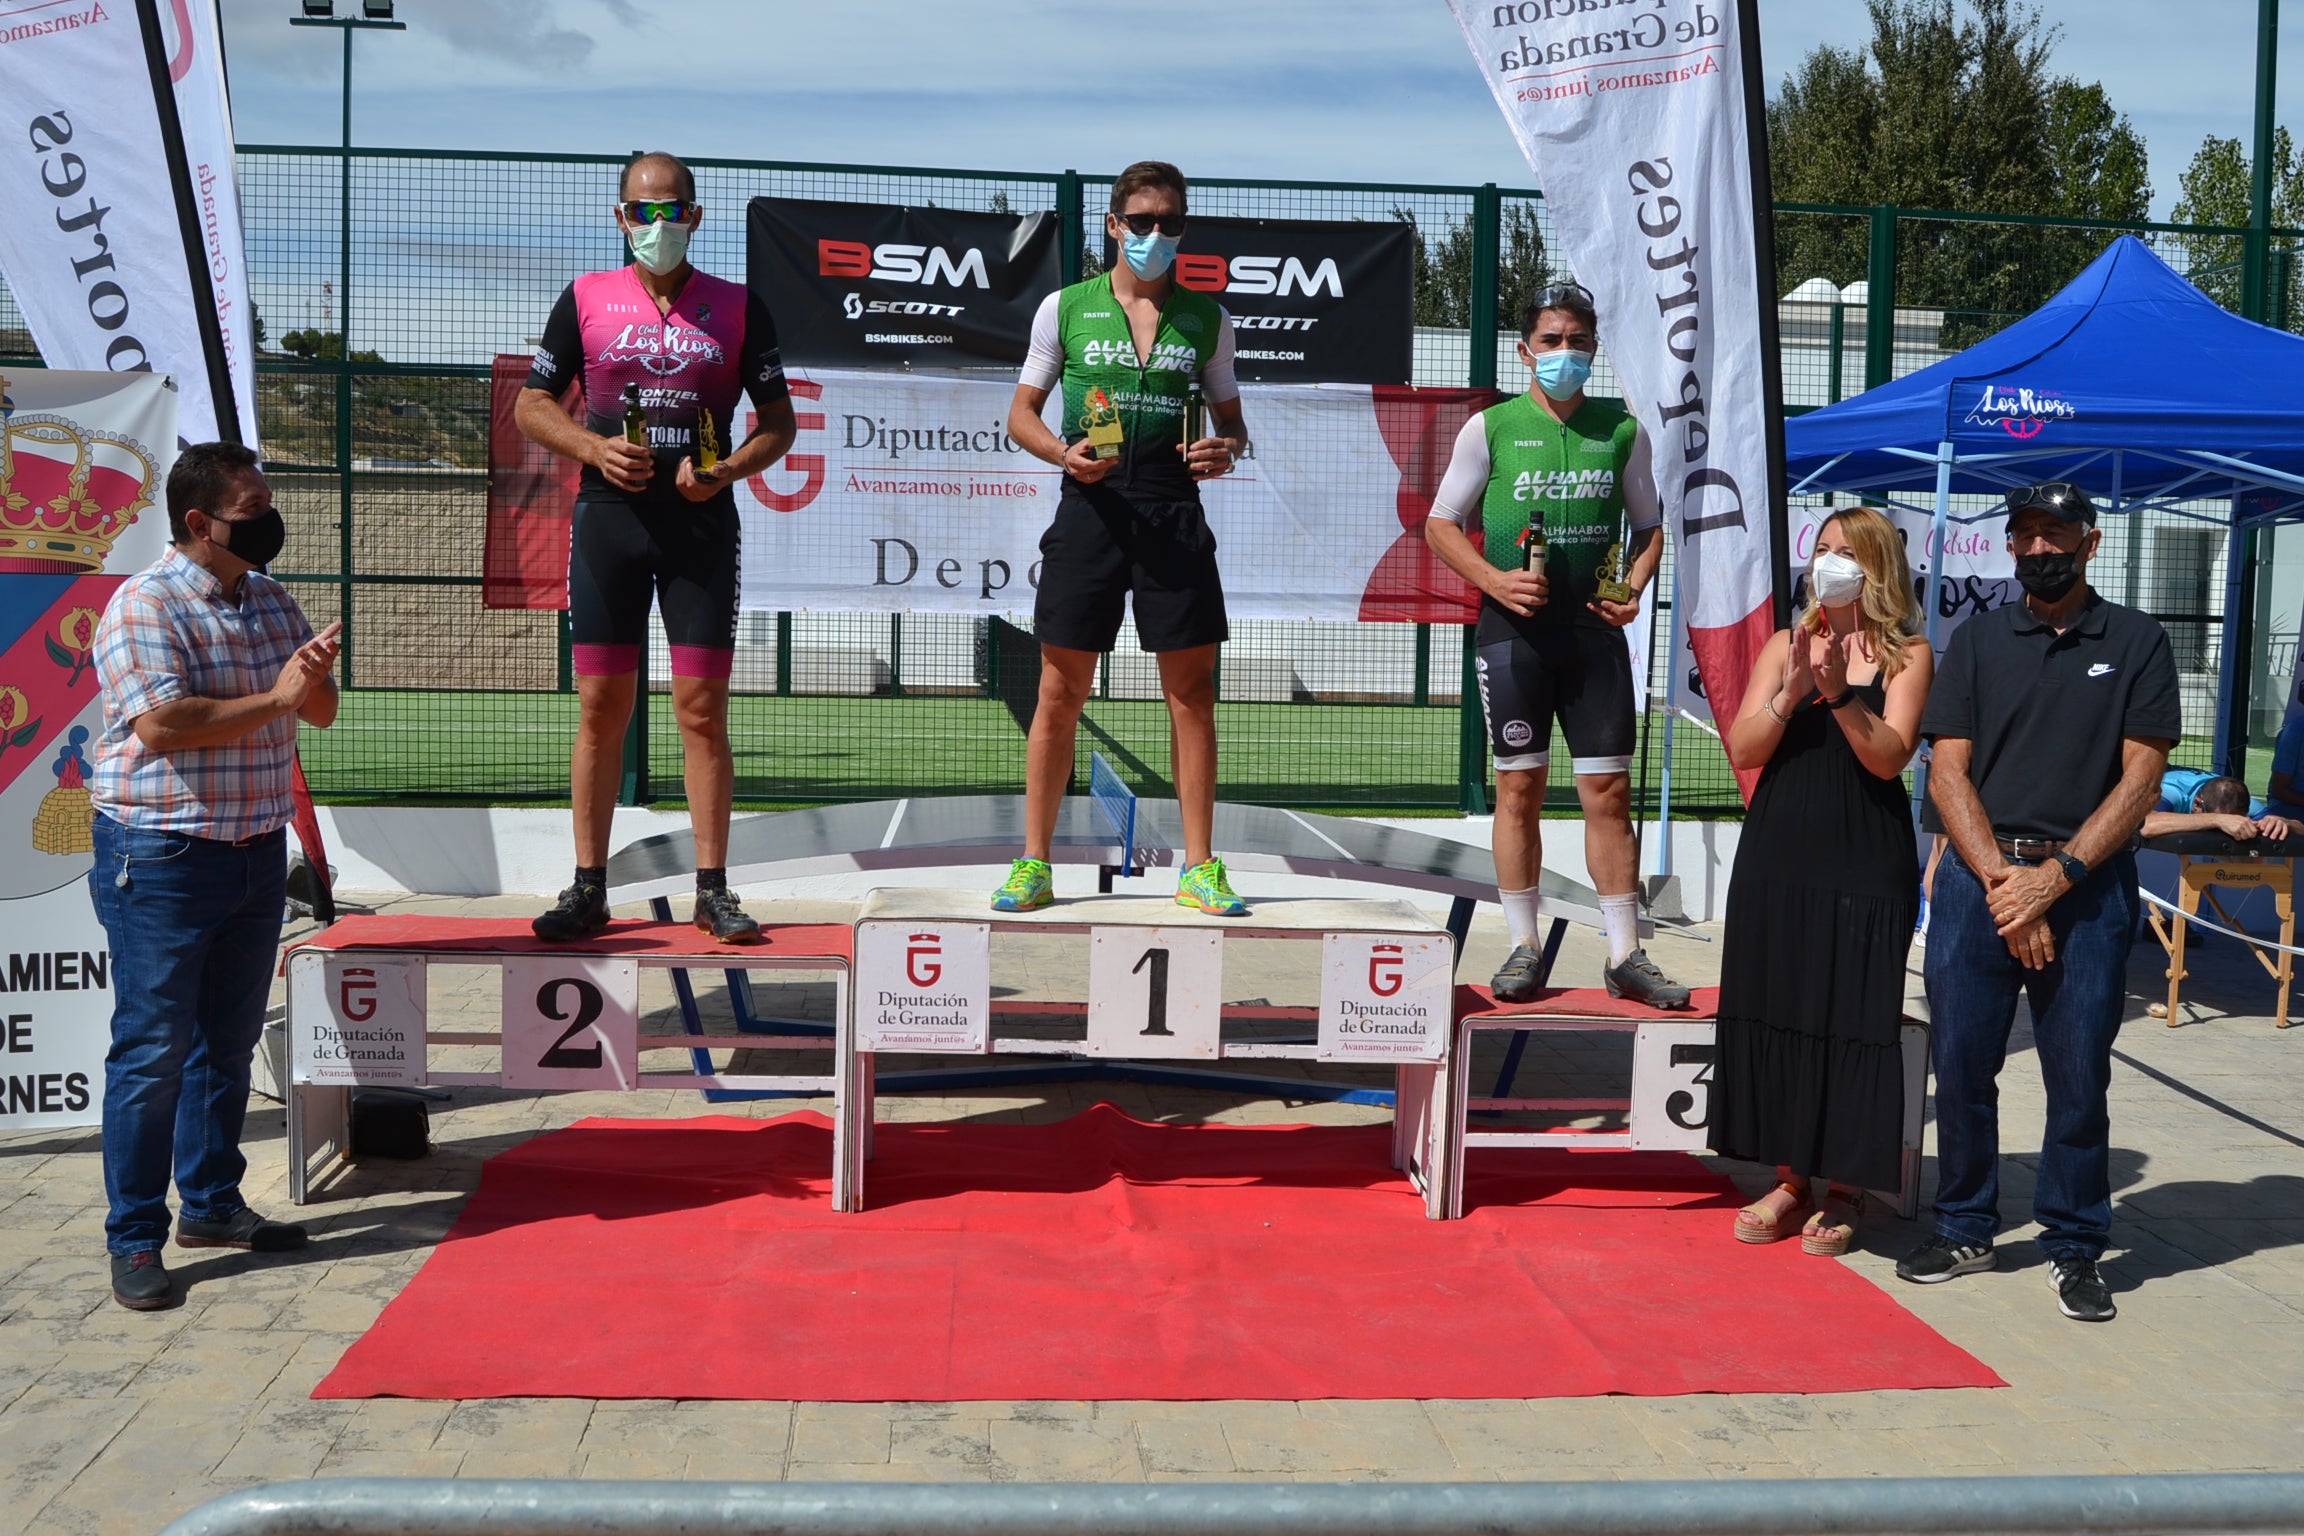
[1819,690,1856,710]
[1765,698,1791,725]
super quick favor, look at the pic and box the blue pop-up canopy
[1783,235,2304,770]
[1786,234,2304,517]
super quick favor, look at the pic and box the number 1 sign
[500,955,640,1090]
[1087,927,1222,1059]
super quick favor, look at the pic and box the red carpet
[314,1106,2000,1401]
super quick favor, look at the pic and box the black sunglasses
[1114,212,1186,237]
[2003,481,2094,522]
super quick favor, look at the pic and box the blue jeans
[88,814,288,1256]
[1923,845,2138,1261]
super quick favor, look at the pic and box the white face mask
[627,216,692,276]
[1810,550,1866,606]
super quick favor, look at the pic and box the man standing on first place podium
[1424,283,1690,1009]
[994,160,1251,916]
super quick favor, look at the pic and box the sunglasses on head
[1115,212,1186,237]
[1531,281,1595,311]
[2003,481,2091,520]
[620,199,695,225]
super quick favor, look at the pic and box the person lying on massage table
[2139,768,2301,843]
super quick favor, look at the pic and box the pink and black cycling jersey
[526,265,789,496]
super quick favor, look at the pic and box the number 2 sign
[501,956,640,1090]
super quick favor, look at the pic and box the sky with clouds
[216,0,2294,219]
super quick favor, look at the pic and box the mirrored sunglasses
[620,199,695,225]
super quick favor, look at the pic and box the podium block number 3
[1088,927,1222,1059]
[502,956,640,1090]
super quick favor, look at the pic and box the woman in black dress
[1714,506,1933,1255]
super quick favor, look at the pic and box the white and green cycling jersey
[1021,272,1240,488]
[1430,389,1661,631]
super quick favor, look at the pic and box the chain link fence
[2,152,2290,813]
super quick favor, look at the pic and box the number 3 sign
[501,956,640,1090]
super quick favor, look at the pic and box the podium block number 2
[1088,927,1222,1059]
[501,956,640,1090]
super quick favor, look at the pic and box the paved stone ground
[3,891,2301,1533]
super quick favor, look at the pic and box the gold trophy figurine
[1081,386,1125,462]
[1593,513,1636,606]
[696,408,721,475]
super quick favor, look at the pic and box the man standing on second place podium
[1423,283,1690,1009]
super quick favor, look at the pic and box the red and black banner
[749,196,1062,369]
[1114,215,1416,385]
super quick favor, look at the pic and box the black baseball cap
[2003,480,2096,528]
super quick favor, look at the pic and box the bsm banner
[0,368,177,1130]
[728,368,1490,622]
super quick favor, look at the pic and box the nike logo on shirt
[2087,663,2116,678]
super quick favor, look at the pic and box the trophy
[1081,386,1125,461]
[696,408,721,474]
[1594,512,1636,605]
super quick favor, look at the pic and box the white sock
[1599,893,1640,965]
[1498,887,1541,949]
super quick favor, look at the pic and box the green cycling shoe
[991,857,1055,912]
[1176,856,1249,917]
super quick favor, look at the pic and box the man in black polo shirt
[1898,481,2180,1322]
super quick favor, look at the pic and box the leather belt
[195,827,286,849]
[1996,835,2066,861]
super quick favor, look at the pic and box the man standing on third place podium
[1424,283,1690,1009]
[995,160,1251,916]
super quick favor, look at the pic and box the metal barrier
[159,1475,2304,1536]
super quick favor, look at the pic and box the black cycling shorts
[1032,481,1229,654]
[1474,624,1637,775]
[568,489,740,679]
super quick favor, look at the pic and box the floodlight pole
[289,9,405,691]
[2244,0,2280,325]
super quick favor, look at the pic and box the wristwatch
[2052,850,2089,885]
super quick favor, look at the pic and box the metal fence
[2,152,2292,814]
[157,1474,2304,1536]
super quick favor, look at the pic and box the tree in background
[1769,0,2149,342]
[2172,131,2304,326]
[1397,201,1549,336]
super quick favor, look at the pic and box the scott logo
[338,966,377,1023]
[906,932,943,988]
[1368,944,1404,998]
[1176,253,1343,298]
[819,240,991,289]
[843,292,966,320]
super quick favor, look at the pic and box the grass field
[297,688,1767,814]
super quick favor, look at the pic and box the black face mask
[2013,550,2082,602]
[207,509,286,570]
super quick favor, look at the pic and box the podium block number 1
[1088,927,1222,1059]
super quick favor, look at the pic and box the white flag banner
[0,0,256,446]
[734,368,1460,622]
[1445,0,1779,747]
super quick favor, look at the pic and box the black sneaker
[1896,1233,1998,1284]
[1489,942,1548,1004]
[177,1208,307,1252]
[111,1250,176,1311]
[693,886,762,945]
[532,881,610,942]
[2048,1255,2117,1322]
[1603,948,1692,1010]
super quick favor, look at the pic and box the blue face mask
[1122,229,1180,280]
[1531,348,1594,401]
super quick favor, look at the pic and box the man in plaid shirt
[89,442,341,1311]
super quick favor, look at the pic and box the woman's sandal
[1733,1180,1812,1244]
[1801,1187,1868,1256]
